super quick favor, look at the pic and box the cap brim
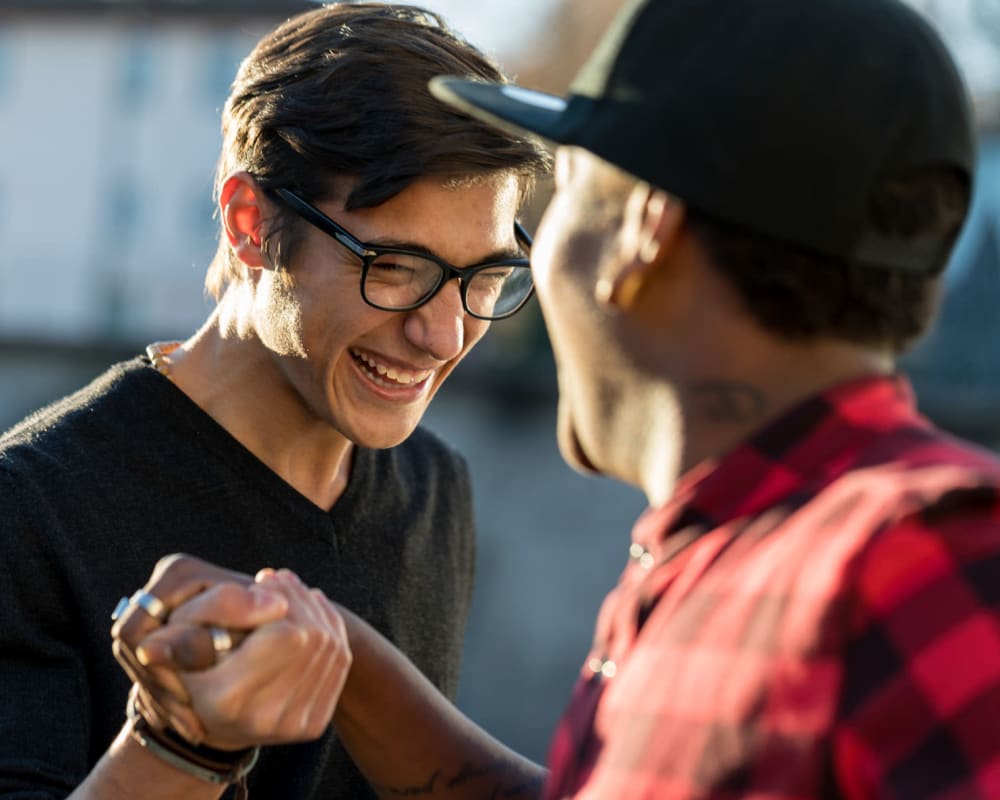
[430,76,568,145]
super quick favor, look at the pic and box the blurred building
[3,0,1000,765]
[0,0,589,401]
[891,1,1000,445]
[0,1,316,347]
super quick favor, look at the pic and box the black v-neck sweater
[0,358,476,799]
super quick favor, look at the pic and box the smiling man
[122,0,1000,797]
[0,4,547,799]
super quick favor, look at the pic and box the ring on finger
[131,590,170,623]
[209,626,234,661]
[112,589,170,624]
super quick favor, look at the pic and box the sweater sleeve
[0,463,94,798]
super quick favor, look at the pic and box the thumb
[134,582,287,669]
[168,581,289,628]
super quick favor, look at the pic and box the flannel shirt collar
[632,373,925,554]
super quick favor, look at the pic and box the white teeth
[351,349,428,387]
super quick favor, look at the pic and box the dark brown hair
[206,2,551,298]
[687,167,970,354]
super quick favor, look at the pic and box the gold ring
[209,626,234,661]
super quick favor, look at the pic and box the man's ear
[596,185,685,310]
[220,172,267,269]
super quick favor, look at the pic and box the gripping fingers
[113,637,191,706]
[262,576,351,738]
[134,581,286,670]
[113,560,253,709]
[139,623,250,671]
[133,683,207,746]
[111,556,260,747]
[301,589,352,733]
[178,571,351,747]
[113,555,250,638]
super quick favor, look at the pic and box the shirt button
[588,657,617,679]
[630,543,654,569]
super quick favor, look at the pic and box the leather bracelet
[126,694,260,788]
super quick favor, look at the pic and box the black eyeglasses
[268,187,534,321]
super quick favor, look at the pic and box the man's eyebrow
[365,237,526,265]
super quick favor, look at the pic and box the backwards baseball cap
[431,0,976,274]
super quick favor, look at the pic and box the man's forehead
[338,174,523,259]
[558,146,636,189]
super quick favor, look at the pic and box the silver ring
[130,590,169,623]
[111,596,131,621]
[209,626,234,661]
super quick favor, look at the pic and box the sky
[905,0,1000,95]
[392,0,1000,98]
[393,0,555,61]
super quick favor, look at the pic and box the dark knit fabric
[0,357,476,799]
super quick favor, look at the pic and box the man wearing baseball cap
[126,0,1000,796]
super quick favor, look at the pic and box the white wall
[0,16,272,342]
[0,2,993,346]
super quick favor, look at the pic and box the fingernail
[277,568,301,585]
[251,587,286,610]
[255,568,276,581]
[136,644,170,665]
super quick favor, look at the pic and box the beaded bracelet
[126,694,260,798]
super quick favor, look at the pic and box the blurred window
[0,32,10,100]
[188,186,217,241]
[203,39,246,106]
[106,176,140,242]
[118,32,155,112]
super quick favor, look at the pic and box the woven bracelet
[126,695,260,790]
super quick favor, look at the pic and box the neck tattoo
[687,380,767,423]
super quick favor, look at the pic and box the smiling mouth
[350,348,433,389]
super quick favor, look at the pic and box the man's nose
[402,279,467,362]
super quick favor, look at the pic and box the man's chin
[557,417,602,476]
[343,418,418,451]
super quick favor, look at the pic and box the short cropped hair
[687,168,970,354]
[206,2,551,298]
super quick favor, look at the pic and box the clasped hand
[111,554,352,751]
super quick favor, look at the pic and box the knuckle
[153,552,192,580]
[248,703,283,738]
[309,587,329,603]
[328,608,348,637]
[267,620,310,655]
[300,626,323,653]
[210,685,246,723]
[304,715,329,740]
[293,622,315,651]
[216,581,252,613]
[116,615,150,649]
[313,624,333,648]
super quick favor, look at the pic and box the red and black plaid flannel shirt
[543,374,1000,799]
